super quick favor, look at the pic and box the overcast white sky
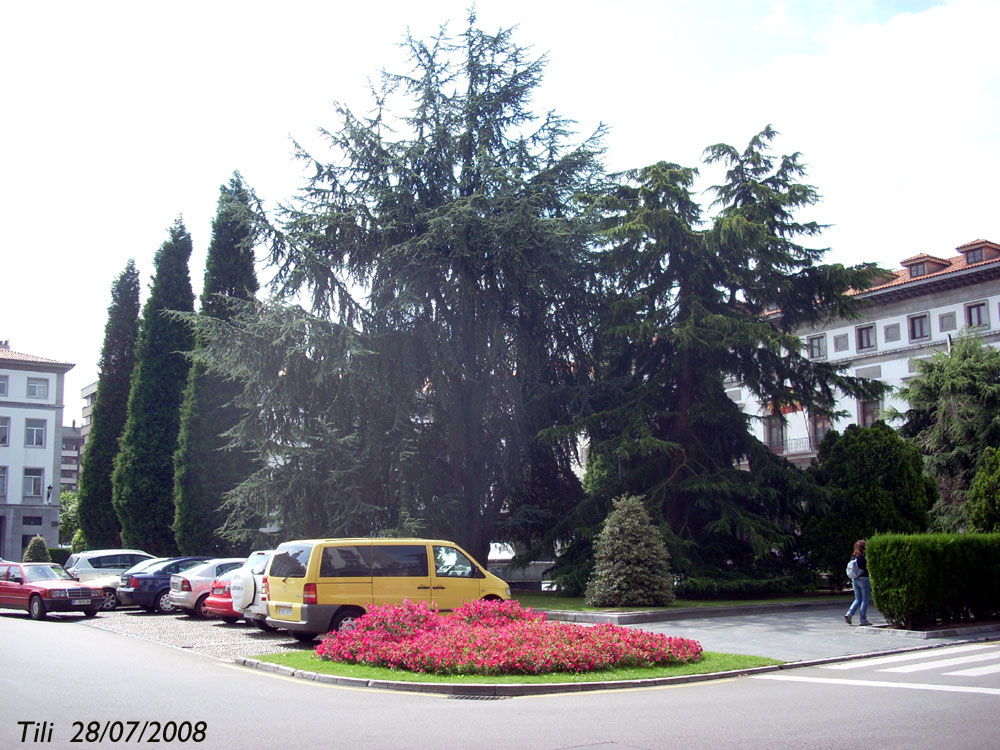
[2,0,998,423]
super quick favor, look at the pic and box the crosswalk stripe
[752,674,1000,696]
[882,651,1000,673]
[944,662,1000,677]
[821,644,998,670]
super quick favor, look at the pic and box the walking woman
[845,539,872,626]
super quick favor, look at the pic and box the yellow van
[263,538,511,641]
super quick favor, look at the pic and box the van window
[320,546,371,577]
[270,543,314,578]
[371,545,428,577]
[433,545,476,578]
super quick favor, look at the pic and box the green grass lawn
[253,650,781,684]
[512,591,847,612]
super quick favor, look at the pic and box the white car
[229,550,273,630]
[64,549,154,583]
[168,558,245,618]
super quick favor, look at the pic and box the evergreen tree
[802,422,934,575]
[173,176,259,555]
[77,260,140,548]
[890,334,1000,530]
[22,535,51,562]
[112,220,195,554]
[58,489,80,546]
[585,495,674,607]
[966,446,1000,532]
[192,16,602,561]
[569,132,886,573]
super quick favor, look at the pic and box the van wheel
[292,632,317,642]
[331,607,365,633]
[253,619,277,632]
[481,595,501,602]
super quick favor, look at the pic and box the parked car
[168,558,245,618]
[63,549,155,582]
[87,557,168,611]
[118,556,211,613]
[202,569,243,624]
[264,538,510,641]
[228,550,273,630]
[0,562,105,619]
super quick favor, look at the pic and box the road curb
[232,630,1000,697]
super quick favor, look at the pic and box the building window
[764,415,785,451]
[908,314,930,342]
[0,375,7,396]
[856,325,876,352]
[966,301,989,329]
[0,466,6,499]
[939,312,957,332]
[909,262,926,278]
[811,414,831,448]
[22,516,42,526]
[0,416,8,446]
[26,378,49,399]
[859,399,881,427]
[966,247,984,264]
[833,334,849,352]
[25,419,46,448]
[23,468,43,499]
[806,335,826,359]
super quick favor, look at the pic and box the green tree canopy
[967,446,1000,532]
[78,260,140,548]
[191,16,602,562]
[803,422,935,574]
[890,334,1000,530]
[113,219,195,555]
[562,131,886,572]
[173,175,260,555]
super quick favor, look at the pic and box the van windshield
[270,544,314,578]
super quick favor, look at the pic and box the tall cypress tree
[112,219,195,554]
[173,176,259,555]
[78,260,141,548]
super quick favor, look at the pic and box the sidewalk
[544,600,1000,662]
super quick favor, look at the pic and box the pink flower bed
[315,599,702,675]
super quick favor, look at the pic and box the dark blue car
[117,557,211,613]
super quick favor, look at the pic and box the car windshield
[24,565,74,582]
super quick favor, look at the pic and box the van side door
[370,544,431,606]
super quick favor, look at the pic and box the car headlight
[504,586,511,597]
[50,590,67,598]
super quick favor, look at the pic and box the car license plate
[277,606,292,616]
[71,599,91,605]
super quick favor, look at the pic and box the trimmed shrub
[585,495,675,607]
[48,548,71,565]
[22,536,52,562]
[869,533,1000,628]
[70,528,88,553]
[674,575,813,600]
[316,600,702,675]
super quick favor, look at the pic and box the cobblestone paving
[81,608,316,660]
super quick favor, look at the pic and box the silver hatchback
[168,558,245,618]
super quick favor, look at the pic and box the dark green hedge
[869,533,1000,628]
[48,548,71,565]
[674,575,813,600]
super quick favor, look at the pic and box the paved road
[4,614,999,750]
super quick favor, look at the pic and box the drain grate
[448,694,509,700]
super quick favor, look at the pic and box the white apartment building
[727,238,1000,467]
[0,342,74,558]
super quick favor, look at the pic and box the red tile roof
[862,239,1000,294]
[0,348,74,367]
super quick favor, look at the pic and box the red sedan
[202,569,242,624]
[0,562,104,619]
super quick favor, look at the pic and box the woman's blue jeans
[847,576,871,621]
